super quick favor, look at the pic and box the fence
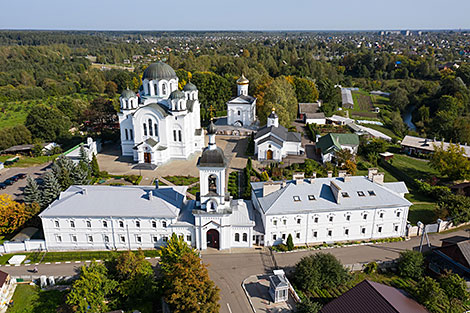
[0,240,46,254]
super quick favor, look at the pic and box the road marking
[5,265,9,267]
[45,262,50,265]
[14,265,20,267]
[145,257,151,259]
[226,303,232,313]
[65,261,71,264]
[85,260,91,263]
[25,264,30,266]
[55,262,61,264]
[96,260,101,262]
[75,261,81,264]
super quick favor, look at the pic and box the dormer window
[293,196,301,202]
[308,195,315,200]
[341,192,350,198]
[368,190,376,196]
[357,191,365,197]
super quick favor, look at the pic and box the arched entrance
[234,120,243,127]
[266,149,273,160]
[206,229,220,249]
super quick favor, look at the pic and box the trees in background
[159,233,220,313]
[0,125,32,151]
[40,171,62,209]
[23,176,41,204]
[25,105,71,142]
[430,143,470,180]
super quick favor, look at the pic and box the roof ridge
[365,280,400,313]
[264,183,291,214]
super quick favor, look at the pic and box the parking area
[0,163,51,200]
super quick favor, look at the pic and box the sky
[1,0,469,31]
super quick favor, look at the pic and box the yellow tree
[0,194,40,234]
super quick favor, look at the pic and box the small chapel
[226,74,257,127]
[118,62,204,166]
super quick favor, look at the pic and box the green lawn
[408,203,437,225]
[0,249,159,265]
[390,154,440,181]
[0,155,58,167]
[163,175,199,186]
[7,284,66,313]
[187,183,200,196]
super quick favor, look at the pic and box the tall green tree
[25,104,71,142]
[440,271,469,302]
[66,262,118,313]
[389,87,409,112]
[397,250,424,280]
[40,171,62,208]
[23,176,41,204]
[430,143,470,180]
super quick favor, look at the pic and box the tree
[438,193,470,224]
[414,277,447,313]
[66,262,117,313]
[440,271,469,302]
[397,250,424,280]
[23,176,41,204]
[41,171,62,208]
[0,194,40,234]
[52,156,75,190]
[25,104,71,142]
[296,298,322,313]
[286,234,294,251]
[106,250,155,310]
[91,154,100,177]
[259,76,298,127]
[292,76,319,103]
[159,233,199,273]
[430,143,470,180]
[389,87,409,112]
[84,97,118,133]
[163,251,220,313]
[294,253,350,291]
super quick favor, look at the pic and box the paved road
[0,163,51,200]
[2,228,469,313]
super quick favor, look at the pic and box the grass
[7,284,66,313]
[163,175,199,186]
[0,155,58,167]
[187,183,200,196]
[408,203,437,225]
[0,249,159,265]
[390,154,440,181]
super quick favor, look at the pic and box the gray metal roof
[227,95,256,104]
[142,62,177,80]
[121,89,136,99]
[169,90,185,100]
[183,82,197,91]
[197,147,227,168]
[141,102,169,117]
[39,185,187,218]
[255,125,301,143]
[257,135,284,148]
[251,176,411,215]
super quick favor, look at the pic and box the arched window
[162,84,167,95]
[238,110,241,116]
[235,233,240,242]
[154,124,158,137]
[125,129,129,141]
[143,123,147,136]
[178,130,182,142]
[208,174,217,194]
[148,119,153,136]
[162,221,167,228]
[154,83,158,96]
[243,233,248,242]
[129,129,133,140]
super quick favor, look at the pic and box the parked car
[9,176,19,182]
[15,173,26,179]
[3,179,13,185]
[0,183,6,189]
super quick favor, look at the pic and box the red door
[207,229,220,249]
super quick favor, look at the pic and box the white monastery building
[118,62,204,166]
[254,109,303,161]
[226,75,257,127]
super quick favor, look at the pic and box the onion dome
[142,62,177,80]
[207,119,216,135]
[121,88,136,99]
[183,81,198,91]
[169,90,186,100]
[236,74,249,85]
[268,108,278,119]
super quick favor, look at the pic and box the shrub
[363,262,378,274]
[397,250,424,280]
[286,234,294,251]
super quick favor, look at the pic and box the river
[403,105,417,131]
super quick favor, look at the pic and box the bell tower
[197,120,228,212]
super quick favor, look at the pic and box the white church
[226,75,257,127]
[118,62,204,166]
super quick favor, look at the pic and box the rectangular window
[357,191,365,197]
[154,124,158,137]
[313,231,318,238]
[87,221,91,228]
[125,129,129,140]
[396,212,401,217]
[308,195,315,200]
[282,234,286,240]
[72,235,77,242]
[363,214,368,220]
[103,221,108,228]
[394,225,399,232]
[314,217,319,223]
[56,235,62,242]
[136,221,140,228]
[378,226,382,233]
[361,227,366,234]
[55,220,60,228]
[70,221,75,228]
[104,235,109,243]
[187,235,192,242]
[329,216,334,222]
[152,221,157,228]
[173,130,177,141]
[153,236,158,243]
[129,129,133,140]
[162,221,167,228]
[136,236,142,243]
[149,120,153,136]
[293,196,301,202]
[328,230,332,236]
[341,192,350,198]
[346,215,351,221]
[119,221,124,228]
[88,235,93,243]
[120,235,126,243]
[345,229,349,235]
[296,233,300,239]
[283,220,287,225]
[143,123,147,136]
[379,213,384,218]
[273,234,277,240]
[297,218,301,224]
[273,220,277,226]
[178,130,182,142]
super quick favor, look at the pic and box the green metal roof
[316,133,359,154]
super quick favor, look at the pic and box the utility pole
[417,221,430,252]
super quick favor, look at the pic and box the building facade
[227,75,257,127]
[254,109,303,161]
[118,62,204,165]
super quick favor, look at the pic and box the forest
[0,30,469,150]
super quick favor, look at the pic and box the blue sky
[1,0,469,30]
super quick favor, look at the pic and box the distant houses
[315,133,360,163]
[401,135,470,157]
[298,101,326,125]
[341,88,355,109]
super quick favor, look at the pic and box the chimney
[330,181,341,203]
[311,172,317,179]
[293,172,305,185]
[372,172,384,185]
[327,171,333,178]
[82,188,87,195]
[263,182,282,197]
[368,168,378,181]
[281,180,287,188]
[148,190,153,201]
[155,179,159,189]
[344,174,352,182]
[338,170,347,178]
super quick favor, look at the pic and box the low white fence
[0,240,46,254]
[407,220,469,238]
